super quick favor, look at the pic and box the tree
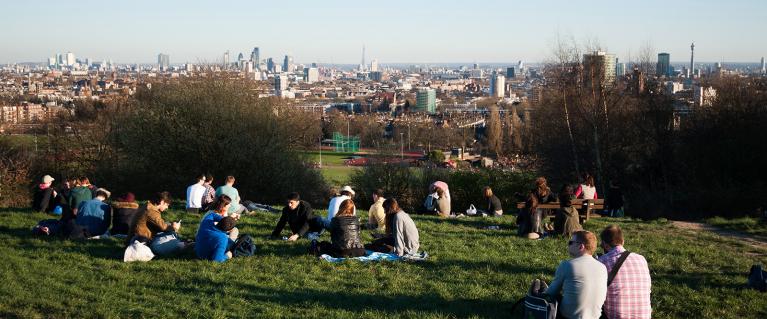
[485,104,502,156]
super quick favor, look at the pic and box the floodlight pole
[319,136,322,168]
[400,132,404,160]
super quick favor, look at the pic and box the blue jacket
[195,212,232,262]
[75,199,111,236]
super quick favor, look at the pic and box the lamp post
[319,136,322,168]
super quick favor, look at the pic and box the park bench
[516,199,605,222]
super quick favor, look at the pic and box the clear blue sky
[1,0,765,64]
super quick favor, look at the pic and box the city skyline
[2,0,766,64]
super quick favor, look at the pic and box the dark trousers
[365,236,395,254]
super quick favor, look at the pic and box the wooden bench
[516,199,605,222]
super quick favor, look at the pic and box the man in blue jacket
[75,188,112,236]
[196,216,236,262]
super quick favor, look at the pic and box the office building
[616,62,626,77]
[251,47,260,66]
[582,51,617,88]
[275,74,289,93]
[416,88,437,114]
[490,73,505,98]
[66,52,75,66]
[506,67,515,79]
[761,57,765,74]
[157,53,170,71]
[370,59,379,72]
[304,67,319,83]
[283,55,294,72]
[223,51,230,69]
[657,53,671,77]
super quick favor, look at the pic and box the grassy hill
[1,207,766,318]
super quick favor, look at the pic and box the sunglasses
[568,240,583,246]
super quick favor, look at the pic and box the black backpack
[510,294,557,319]
[748,264,767,292]
[232,235,256,257]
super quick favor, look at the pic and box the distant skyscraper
[370,59,378,72]
[761,57,765,74]
[416,88,437,114]
[689,42,695,78]
[517,60,524,72]
[48,57,56,67]
[267,58,275,72]
[506,67,515,79]
[157,53,170,71]
[275,74,289,93]
[657,53,671,77]
[283,55,294,72]
[583,51,617,88]
[251,47,260,65]
[361,45,366,72]
[223,51,230,69]
[66,52,75,66]
[490,73,505,98]
[304,67,319,83]
[616,62,626,77]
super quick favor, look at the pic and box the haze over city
[2,0,766,64]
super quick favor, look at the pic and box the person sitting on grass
[196,216,237,263]
[478,186,503,217]
[75,188,112,237]
[366,188,386,232]
[313,199,366,257]
[32,175,58,213]
[325,186,356,227]
[199,194,239,241]
[186,174,206,214]
[200,174,216,211]
[517,193,538,238]
[125,191,180,248]
[598,225,652,319]
[271,192,323,241]
[216,175,243,216]
[367,198,420,256]
[544,230,607,319]
[68,176,94,217]
[553,185,582,238]
[111,192,139,237]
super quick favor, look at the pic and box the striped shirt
[598,246,652,319]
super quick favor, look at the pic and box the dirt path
[672,221,767,253]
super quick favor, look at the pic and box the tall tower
[761,57,765,74]
[657,53,671,77]
[251,47,260,64]
[689,42,695,78]
[361,45,366,71]
[223,51,230,69]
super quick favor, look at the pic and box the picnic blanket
[320,251,429,263]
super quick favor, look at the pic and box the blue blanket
[319,250,428,263]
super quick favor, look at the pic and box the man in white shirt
[186,174,206,213]
[324,185,356,228]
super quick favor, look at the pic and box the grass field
[1,208,766,318]
[707,216,767,237]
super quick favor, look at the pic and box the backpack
[233,234,256,257]
[748,264,767,292]
[511,294,558,319]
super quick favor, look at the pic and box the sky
[1,0,766,65]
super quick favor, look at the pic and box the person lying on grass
[196,216,237,262]
[311,199,366,258]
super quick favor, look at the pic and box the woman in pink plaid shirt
[598,225,652,319]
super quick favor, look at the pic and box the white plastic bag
[466,204,477,216]
[124,240,155,262]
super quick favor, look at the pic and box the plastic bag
[124,240,155,262]
[466,204,477,215]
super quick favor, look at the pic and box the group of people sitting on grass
[269,187,420,259]
[534,225,652,319]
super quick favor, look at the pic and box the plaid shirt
[598,246,652,319]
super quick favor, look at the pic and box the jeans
[530,209,545,234]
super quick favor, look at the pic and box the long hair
[336,199,355,218]
[383,198,401,235]
[582,173,595,187]
[525,192,539,211]
[559,185,574,207]
[211,194,232,215]
[535,177,550,197]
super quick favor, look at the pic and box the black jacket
[272,200,315,238]
[487,195,503,213]
[111,201,139,235]
[330,215,364,251]
[32,186,56,213]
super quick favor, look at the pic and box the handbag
[466,204,477,216]
[124,240,155,262]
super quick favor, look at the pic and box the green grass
[707,216,767,237]
[304,151,358,166]
[318,166,358,185]
[1,208,766,318]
